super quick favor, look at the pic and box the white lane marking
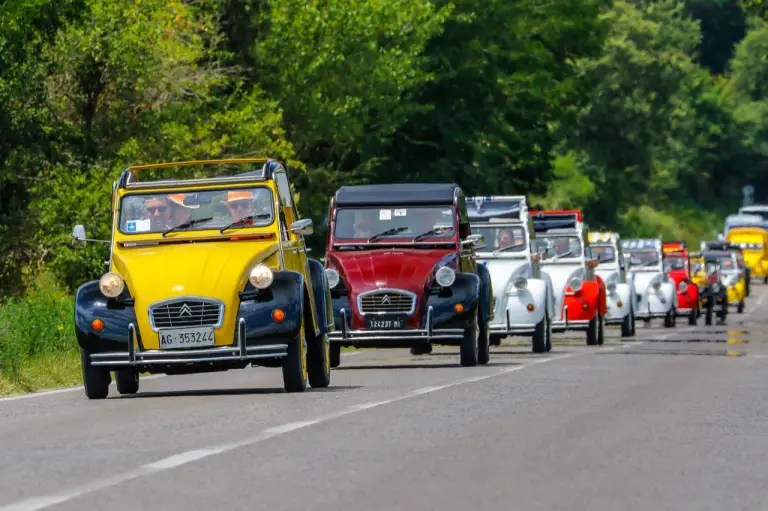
[341,351,361,356]
[748,289,766,314]
[0,375,166,403]
[0,353,580,511]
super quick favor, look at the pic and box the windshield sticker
[379,209,392,220]
[394,209,407,217]
[126,219,151,233]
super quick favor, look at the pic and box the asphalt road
[2,287,768,511]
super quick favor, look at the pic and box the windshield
[592,245,615,263]
[532,236,582,260]
[119,187,274,234]
[471,225,527,253]
[627,250,660,269]
[334,206,455,241]
[718,257,736,270]
[666,256,686,270]
[691,260,703,274]
[740,209,768,222]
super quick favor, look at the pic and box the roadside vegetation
[1,0,768,394]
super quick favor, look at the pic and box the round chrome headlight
[249,264,274,289]
[569,277,583,293]
[99,273,125,298]
[435,266,456,287]
[679,281,688,293]
[325,268,340,289]
[513,277,528,290]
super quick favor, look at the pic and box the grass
[0,351,82,396]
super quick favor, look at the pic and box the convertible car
[622,239,678,327]
[588,232,635,337]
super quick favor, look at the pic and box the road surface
[2,286,767,510]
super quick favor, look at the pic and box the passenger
[144,196,174,231]
[497,229,519,249]
[168,194,199,226]
[224,191,254,222]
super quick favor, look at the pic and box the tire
[688,308,697,326]
[307,333,331,389]
[410,344,432,355]
[329,343,341,368]
[460,310,479,367]
[586,313,600,346]
[705,308,713,326]
[764,277,767,285]
[630,307,637,336]
[282,323,308,393]
[597,312,605,345]
[478,321,491,365]
[545,316,553,352]
[489,334,503,346]
[532,316,547,353]
[664,308,675,328]
[737,300,745,314]
[80,348,110,400]
[115,369,139,395]
[621,308,633,337]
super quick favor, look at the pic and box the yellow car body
[72,158,334,399]
[726,227,768,282]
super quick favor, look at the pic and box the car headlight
[249,264,274,289]
[607,282,616,293]
[99,272,125,298]
[712,283,721,293]
[569,277,583,293]
[513,276,528,290]
[325,268,340,289]
[679,281,688,293]
[652,280,662,291]
[435,266,456,287]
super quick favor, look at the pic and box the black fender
[238,271,305,344]
[424,272,481,330]
[74,281,139,353]
[307,258,334,337]
[475,262,493,324]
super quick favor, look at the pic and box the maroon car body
[324,183,493,368]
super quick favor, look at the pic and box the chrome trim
[357,288,417,315]
[147,296,225,332]
[128,323,136,363]
[90,344,289,366]
[330,305,464,343]
[238,318,247,358]
[488,310,537,335]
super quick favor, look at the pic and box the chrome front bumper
[328,306,464,344]
[675,308,693,315]
[89,319,289,367]
[489,310,537,336]
[551,306,590,332]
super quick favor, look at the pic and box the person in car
[224,191,254,222]
[144,196,174,231]
[497,229,524,250]
[168,194,198,226]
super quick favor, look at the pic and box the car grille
[359,290,415,314]
[149,298,223,329]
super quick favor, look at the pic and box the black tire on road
[545,316,553,352]
[688,308,698,326]
[282,323,308,393]
[621,307,633,337]
[478,321,491,365]
[586,313,600,346]
[307,332,331,389]
[597,312,605,345]
[737,300,745,314]
[489,334,503,346]
[705,308,713,325]
[532,316,547,353]
[115,369,139,395]
[329,343,342,368]
[410,344,433,355]
[460,310,479,367]
[80,348,110,400]
[664,308,675,328]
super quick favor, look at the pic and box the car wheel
[630,306,636,336]
[460,310,479,367]
[489,334,503,346]
[597,312,605,345]
[738,300,745,314]
[410,344,432,355]
[688,308,697,326]
[282,323,308,393]
[307,332,331,389]
[764,277,767,285]
[115,369,139,395]
[545,316,553,352]
[478,320,491,365]
[664,308,675,328]
[586,314,599,346]
[532,316,547,353]
[330,344,341,368]
[80,348,111,400]
[705,308,713,326]
[621,308,633,337]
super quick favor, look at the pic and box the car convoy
[69,159,767,399]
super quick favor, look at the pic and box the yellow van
[726,227,768,284]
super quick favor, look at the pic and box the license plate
[364,314,407,330]
[158,327,215,349]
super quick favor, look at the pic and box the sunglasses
[147,206,168,214]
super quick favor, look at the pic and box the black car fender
[74,281,139,353]
[475,262,493,324]
[426,272,481,329]
[238,270,306,342]
[307,258,334,337]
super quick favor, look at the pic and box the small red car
[529,210,607,345]
[662,241,699,325]
[324,183,494,368]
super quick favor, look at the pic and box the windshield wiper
[493,244,524,255]
[631,260,659,269]
[162,217,214,237]
[368,226,408,242]
[553,250,577,261]
[412,226,455,242]
[219,214,271,233]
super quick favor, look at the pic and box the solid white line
[0,352,581,511]
[0,374,166,403]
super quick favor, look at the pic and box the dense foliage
[1,0,767,296]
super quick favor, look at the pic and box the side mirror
[464,233,485,249]
[73,225,87,245]
[290,218,313,236]
[717,232,725,241]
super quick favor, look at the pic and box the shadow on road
[116,385,362,399]
[334,361,522,371]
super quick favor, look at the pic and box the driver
[497,229,523,249]
[144,196,173,231]
[224,191,254,222]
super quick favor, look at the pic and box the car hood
[329,248,456,295]
[630,271,665,294]
[113,241,279,305]
[596,268,620,286]
[543,263,585,295]
[481,257,528,298]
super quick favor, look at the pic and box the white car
[622,239,678,327]
[588,232,636,337]
[468,196,555,353]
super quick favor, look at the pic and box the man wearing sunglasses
[143,196,174,231]
[224,191,255,222]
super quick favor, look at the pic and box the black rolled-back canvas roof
[334,183,460,207]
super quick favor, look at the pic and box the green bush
[0,274,76,381]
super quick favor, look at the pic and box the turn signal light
[582,303,589,310]
[91,319,105,332]
[527,304,535,312]
[272,309,286,322]
[454,304,464,313]
[617,301,623,308]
